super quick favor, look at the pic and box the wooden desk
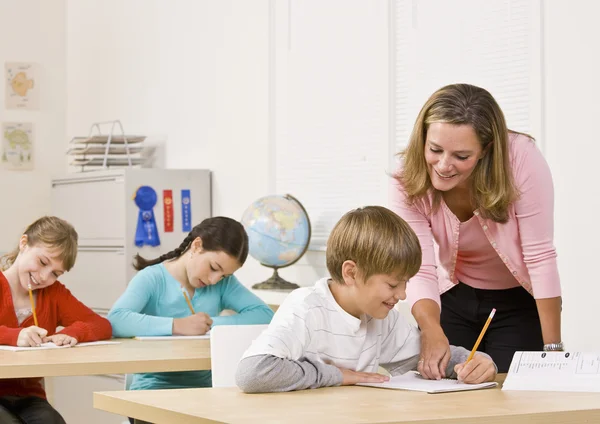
[94,382,600,424]
[0,338,210,378]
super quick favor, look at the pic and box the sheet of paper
[0,341,121,352]
[502,351,600,392]
[134,334,210,340]
[358,371,497,393]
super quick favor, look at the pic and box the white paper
[358,371,498,394]
[0,340,120,352]
[134,334,210,340]
[502,351,600,392]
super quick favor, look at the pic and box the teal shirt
[108,263,274,390]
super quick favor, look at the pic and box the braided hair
[132,216,249,271]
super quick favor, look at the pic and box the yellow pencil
[466,308,496,363]
[28,284,39,327]
[181,289,196,315]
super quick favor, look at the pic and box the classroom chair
[210,324,269,387]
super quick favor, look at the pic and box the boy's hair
[326,206,422,283]
[0,216,79,272]
[133,216,249,271]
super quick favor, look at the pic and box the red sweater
[0,271,112,399]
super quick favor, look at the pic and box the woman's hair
[133,216,249,271]
[0,216,79,272]
[326,206,422,283]
[396,83,522,223]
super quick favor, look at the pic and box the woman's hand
[17,326,48,347]
[43,333,78,346]
[454,353,497,383]
[418,327,451,380]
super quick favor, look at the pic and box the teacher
[391,83,562,375]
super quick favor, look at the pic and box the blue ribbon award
[134,185,161,247]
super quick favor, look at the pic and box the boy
[236,206,497,393]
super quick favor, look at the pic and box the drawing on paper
[2,122,34,170]
[5,62,39,110]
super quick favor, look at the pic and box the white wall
[65,0,279,284]
[65,1,600,350]
[0,0,67,253]
[544,1,600,351]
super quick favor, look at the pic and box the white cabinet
[48,168,211,422]
[51,168,211,313]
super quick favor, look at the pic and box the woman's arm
[211,276,274,326]
[536,297,562,345]
[513,139,562,345]
[390,177,450,378]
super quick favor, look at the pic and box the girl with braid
[108,216,274,392]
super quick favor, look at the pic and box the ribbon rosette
[134,185,161,247]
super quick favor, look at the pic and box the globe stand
[252,267,299,291]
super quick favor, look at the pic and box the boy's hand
[339,368,390,386]
[173,312,213,335]
[17,326,48,347]
[43,334,78,346]
[454,353,497,384]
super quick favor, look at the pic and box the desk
[0,338,211,379]
[94,381,600,424]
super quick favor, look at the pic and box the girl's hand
[173,312,213,335]
[43,334,78,346]
[454,354,497,384]
[339,368,390,386]
[17,326,48,347]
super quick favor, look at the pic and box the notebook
[502,351,600,393]
[0,341,121,352]
[357,371,498,394]
[133,334,210,340]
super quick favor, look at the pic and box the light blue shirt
[108,263,274,390]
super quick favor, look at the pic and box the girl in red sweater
[0,216,112,424]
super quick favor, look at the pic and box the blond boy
[236,206,496,392]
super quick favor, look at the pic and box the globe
[241,194,311,290]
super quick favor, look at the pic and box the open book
[502,351,600,393]
[358,371,498,394]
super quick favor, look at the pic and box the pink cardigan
[390,133,561,309]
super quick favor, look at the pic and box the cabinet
[47,168,211,423]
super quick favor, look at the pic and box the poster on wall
[1,122,34,171]
[5,62,39,110]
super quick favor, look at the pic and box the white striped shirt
[242,278,421,372]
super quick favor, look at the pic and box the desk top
[94,382,600,424]
[0,338,210,378]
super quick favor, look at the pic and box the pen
[466,308,496,363]
[28,284,39,327]
[181,288,196,315]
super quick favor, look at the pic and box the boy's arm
[443,346,497,378]
[236,354,342,393]
[234,291,339,392]
[211,276,274,326]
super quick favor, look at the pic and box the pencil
[466,308,496,363]
[181,289,196,315]
[28,284,39,327]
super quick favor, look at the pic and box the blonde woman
[391,83,562,375]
